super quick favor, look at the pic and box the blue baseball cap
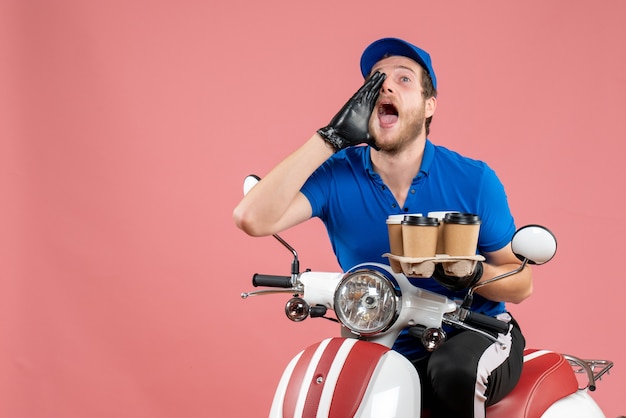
[360,37,437,90]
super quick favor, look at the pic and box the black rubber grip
[252,274,292,288]
[465,311,509,334]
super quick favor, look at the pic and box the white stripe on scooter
[523,350,552,362]
[293,338,332,417]
[316,339,358,417]
[292,338,358,418]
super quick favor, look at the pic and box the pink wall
[2,0,624,417]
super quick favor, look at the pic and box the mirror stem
[461,259,529,309]
[273,233,300,282]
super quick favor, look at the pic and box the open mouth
[378,103,398,126]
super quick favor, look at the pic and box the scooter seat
[486,349,579,417]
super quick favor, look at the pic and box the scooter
[240,175,613,417]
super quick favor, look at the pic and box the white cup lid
[386,213,422,224]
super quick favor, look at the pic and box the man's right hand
[317,71,386,152]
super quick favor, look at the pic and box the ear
[425,96,437,118]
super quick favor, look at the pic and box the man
[233,37,531,418]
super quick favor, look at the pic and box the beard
[372,107,426,155]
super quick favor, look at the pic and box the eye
[400,75,411,83]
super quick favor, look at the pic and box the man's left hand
[431,261,483,292]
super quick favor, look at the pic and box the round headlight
[333,268,400,336]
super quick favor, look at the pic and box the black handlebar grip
[252,274,292,288]
[465,311,510,335]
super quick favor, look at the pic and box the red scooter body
[270,339,606,418]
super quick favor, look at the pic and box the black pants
[413,316,525,418]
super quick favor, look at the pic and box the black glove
[431,261,483,292]
[317,71,386,152]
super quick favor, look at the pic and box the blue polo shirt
[300,140,516,360]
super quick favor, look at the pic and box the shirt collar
[420,139,435,176]
[365,139,435,179]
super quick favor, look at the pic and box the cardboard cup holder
[383,253,485,278]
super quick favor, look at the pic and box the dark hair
[420,67,437,137]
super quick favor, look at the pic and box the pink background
[2,0,625,417]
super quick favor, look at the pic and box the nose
[380,77,393,93]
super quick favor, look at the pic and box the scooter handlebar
[464,311,509,335]
[252,274,292,288]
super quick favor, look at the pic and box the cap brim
[360,38,436,89]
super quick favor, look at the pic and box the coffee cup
[401,215,440,258]
[386,214,406,273]
[428,211,459,254]
[442,213,481,256]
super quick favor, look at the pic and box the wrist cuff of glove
[317,127,345,152]
[432,261,483,292]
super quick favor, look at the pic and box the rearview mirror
[243,174,260,196]
[511,225,557,265]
